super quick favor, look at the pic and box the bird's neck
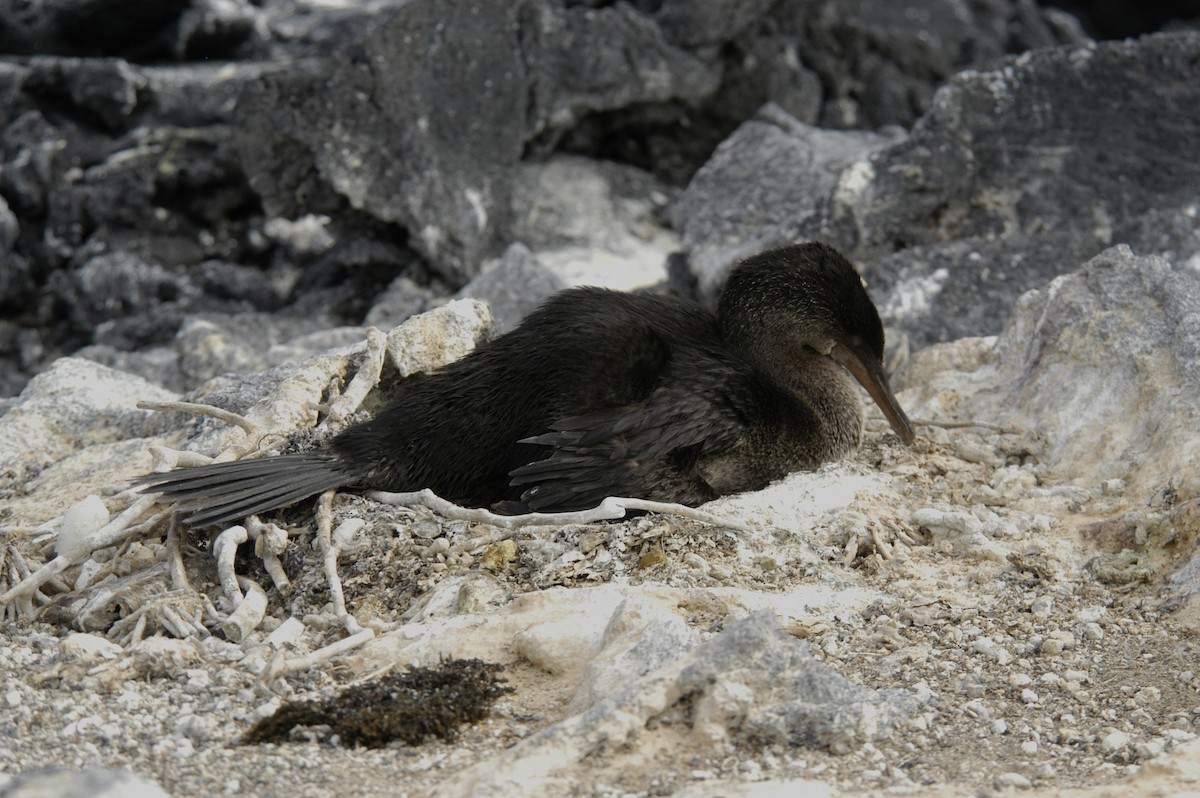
[749,345,866,455]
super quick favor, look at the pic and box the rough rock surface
[1,0,1088,398]
[897,246,1200,503]
[680,32,1200,340]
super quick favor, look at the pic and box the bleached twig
[277,629,375,676]
[138,400,259,435]
[368,489,752,533]
[321,326,387,428]
[911,418,1020,434]
[213,524,249,606]
[222,576,268,643]
[246,517,291,594]
[164,519,191,592]
[0,495,159,606]
[315,492,366,635]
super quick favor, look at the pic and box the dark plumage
[137,242,916,526]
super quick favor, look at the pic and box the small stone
[55,494,111,560]
[1021,740,1039,755]
[174,713,219,743]
[184,670,211,695]
[639,550,668,568]
[59,632,123,664]
[1058,727,1083,744]
[1008,672,1033,687]
[963,700,991,721]
[993,719,1009,735]
[972,637,996,656]
[1101,730,1130,752]
[4,690,21,708]
[1040,639,1064,657]
[480,539,518,570]
[1081,622,1104,641]
[264,617,306,648]
[993,772,1032,789]
[1135,738,1165,759]
[1030,597,1054,617]
[1020,689,1039,704]
[1133,686,1161,704]
[956,438,1003,466]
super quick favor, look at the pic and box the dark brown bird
[137,242,915,526]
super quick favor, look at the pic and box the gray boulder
[675,104,903,301]
[678,32,1200,345]
[899,245,1200,504]
[235,0,716,285]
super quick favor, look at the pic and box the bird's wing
[508,374,754,512]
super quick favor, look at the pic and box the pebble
[993,772,1032,789]
[1135,738,1165,758]
[175,713,220,743]
[737,760,762,779]
[1039,639,1064,657]
[1134,686,1161,704]
[58,633,122,664]
[955,438,1003,466]
[963,700,990,721]
[1100,731,1129,752]
[184,670,211,695]
[1021,740,1039,755]
[55,494,111,560]
[264,617,306,648]
[1058,727,1084,744]
[4,690,20,708]
[480,539,518,570]
[971,637,1012,664]
[1020,689,1039,705]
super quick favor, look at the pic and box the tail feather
[135,453,354,526]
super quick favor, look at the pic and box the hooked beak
[829,340,917,445]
